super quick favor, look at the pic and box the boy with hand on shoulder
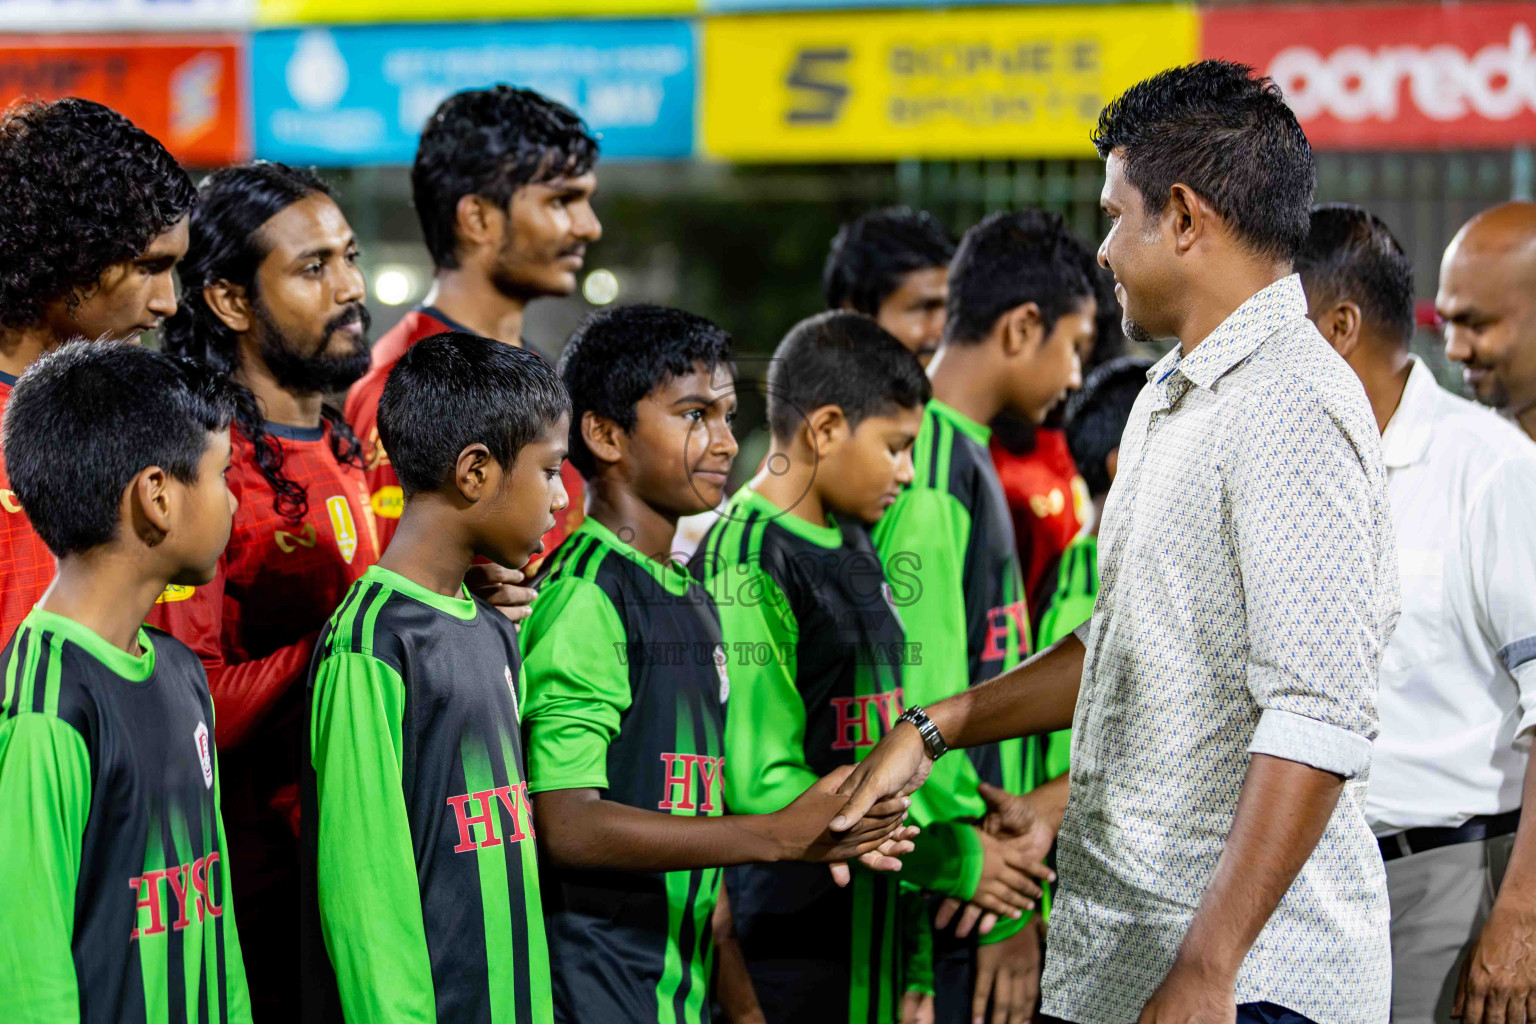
[693,312,993,1024]
[521,304,916,1024]
[305,332,569,1023]
[0,343,251,1023]
[874,209,1094,1024]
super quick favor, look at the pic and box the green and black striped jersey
[0,608,251,1024]
[303,565,550,1024]
[692,488,904,1024]
[521,517,727,1024]
[873,399,1043,946]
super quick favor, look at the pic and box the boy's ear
[453,443,496,503]
[1001,303,1044,357]
[127,465,175,547]
[580,410,626,469]
[203,280,253,335]
[804,405,850,457]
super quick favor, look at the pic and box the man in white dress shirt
[1298,202,1536,1024]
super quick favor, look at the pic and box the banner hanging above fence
[251,21,696,165]
[701,4,1197,162]
[1202,2,1536,150]
[0,35,247,165]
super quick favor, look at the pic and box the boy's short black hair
[766,312,931,443]
[946,209,1094,346]
[1064,355,1155,499]
[0,98,196,330]
[3,342,236,558]
[557,304,735,479]
[379,332,571,498]
[1295,203,1415,348]
[822,208,957,315]
[1092,60,1316,264]
[412,85,599,271]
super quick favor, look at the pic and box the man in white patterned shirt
[831,61,1399,1024]
[1299,203,1536,1024]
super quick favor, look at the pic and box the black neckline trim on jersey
[262,421,326,442]
[0,369,16,387]
[419,305,481,339]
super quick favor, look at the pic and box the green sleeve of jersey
[897,819,983,900]
[709,568,818,814]
[210,728,254,1023]
[899,883,934,997]
[519,577,631,794]
[0,714,91,1024]
[310,651,436,1023]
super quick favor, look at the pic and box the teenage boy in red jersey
[152,162,382,1020]
[347,85,601,571]
[0,98,194,644]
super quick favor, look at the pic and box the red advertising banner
[0,35,247,166]
[1202,3,1536,150]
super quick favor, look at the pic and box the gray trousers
[1386,832,1515,1024]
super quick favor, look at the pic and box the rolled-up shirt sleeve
[1469,454,1536,735]
[1228,386,1395,779]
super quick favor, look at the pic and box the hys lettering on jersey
[326,495,358,564]
[658,753,726,813]
[130,852,224,939]
[446,781,537,853]
[981,601,1030,663]
[830,688,904,751]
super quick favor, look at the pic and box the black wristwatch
[895,705,948,761]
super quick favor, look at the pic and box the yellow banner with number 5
[702,4,1198,162]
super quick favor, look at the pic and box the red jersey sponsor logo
[830,688,904,752]
[446,782,536,853]
[658,753,726,812]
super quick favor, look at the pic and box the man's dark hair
[822,207,957,315]
[558,304,735,479]
[1092,60,1316,263]
[0,98,195,330]
[412,85,599,271]
[161,161,365,521]
[1064,355,1154,499]
[380,332,571,498]
[3,342,236,557]
[1295,203,1415,348]
[766,312,931,443]
[946,209,1094,347]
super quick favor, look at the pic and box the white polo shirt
[1367,356,1536,835]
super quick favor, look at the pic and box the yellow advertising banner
[257,0,694,25]
[702,4,1198,161]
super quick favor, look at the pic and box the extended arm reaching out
[831,634,1086,832]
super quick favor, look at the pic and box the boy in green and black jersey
[521,305,916,1024]
[873,210,1096,1020]
[692,312,946,1024]
[0,343,251,1024]
[303,333,570,1023]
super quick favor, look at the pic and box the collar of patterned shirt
[1040,273,1399,1024]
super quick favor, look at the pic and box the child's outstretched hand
[769,765,919,885]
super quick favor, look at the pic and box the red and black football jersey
[0,371,59,647]
[345,306,584,572]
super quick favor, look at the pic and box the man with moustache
[0,97,195,644]
[347,85,601,571]
[151,162,380,1019]
[1438,201,1536,442]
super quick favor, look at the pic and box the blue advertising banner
[252,20,696,165]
